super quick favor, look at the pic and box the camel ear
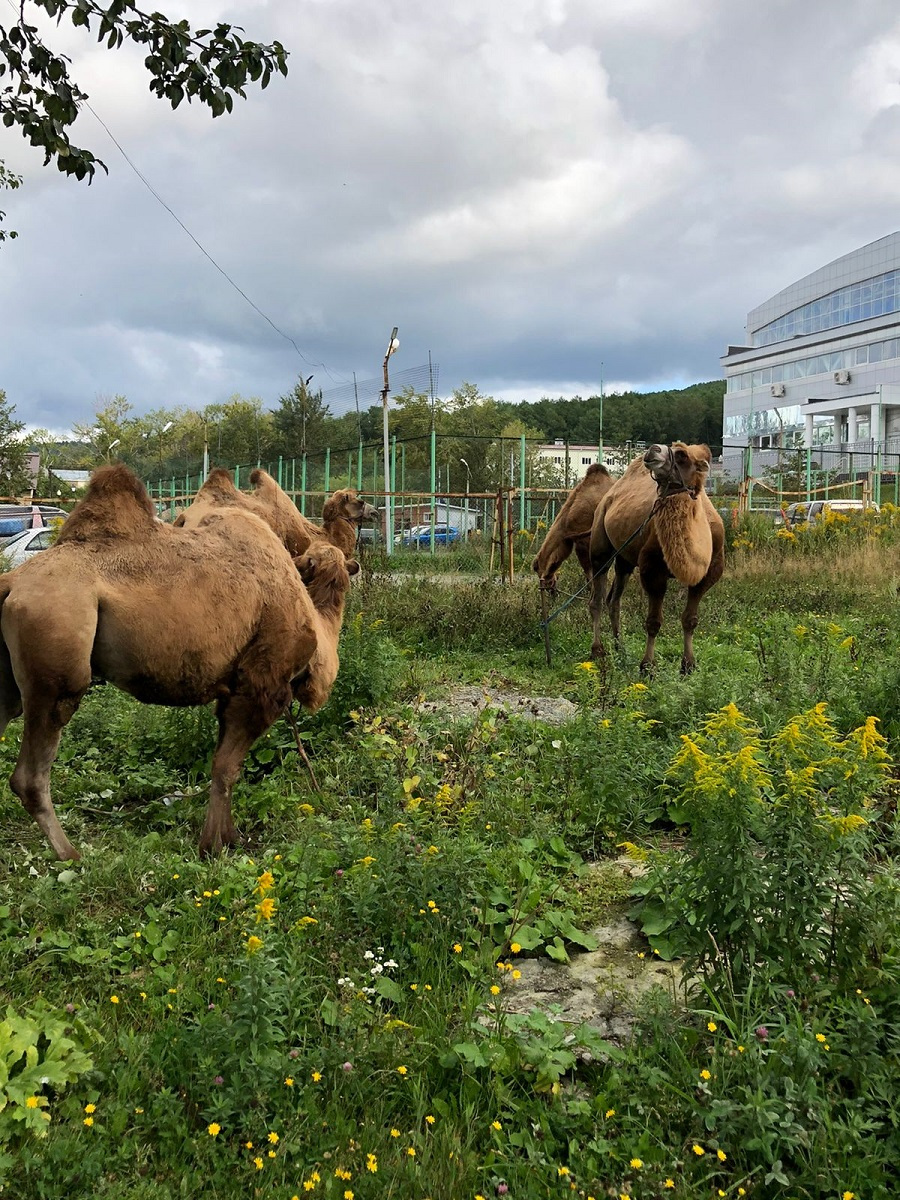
[173,513,185,527]
[322,497,338,522]
[346,558,361,576]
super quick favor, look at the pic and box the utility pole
[381,326,400,555]
[599,360,604,465]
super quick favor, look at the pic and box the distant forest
[25,379,726,493]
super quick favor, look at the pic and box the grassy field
[2,520,900,1199]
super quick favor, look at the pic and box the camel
[0,465,356,861]
[587,443,725,674]
[174,468,378,559]
[292,542,359,712]
[532,464,614,595]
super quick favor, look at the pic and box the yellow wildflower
[397,1065,408,1075]
[255,870,275,895]
[510,942,521,954]
[83,1116,94,1127]
[452,943,462,953]
[84,1103,96,1114]
[25,1096,39,1109]
[700,1069,711,1081]
[253,1156,264,1170]
[311,1070,322,1082]
[207,1123,220,1137]
[246,935,263,953]
[267,1131,279,1144]
[717,1149,727,1161]
[256,896,276,922]
[490,985,501,996]
[425,1114,435,1124]
[707,1021,717,1032]
[692,1144,705,1156]
[630,1157,643,1169]
[390,1128,401,1138]
[110,995,120,1005]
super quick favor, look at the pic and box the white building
[722,232,900,454]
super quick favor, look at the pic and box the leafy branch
[0,0,289,180]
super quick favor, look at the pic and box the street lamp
[106,438,121,461]
[459,457,471,536]
[381,326,400,555]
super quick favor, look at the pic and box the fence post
[805,449,812,500]
[301,453,308,516]
[519,434,526,531]
[169,476,175,521]
[357,440,364,492]
[277,455,283,488]
[430,428,437,555]
[291,457,296,503]
[388,435,397,558]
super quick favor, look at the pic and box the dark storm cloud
[3,0,900,431]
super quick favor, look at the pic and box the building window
[581,457,592,465]
[753,267,900,346]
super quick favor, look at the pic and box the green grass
[2,536,900,1198]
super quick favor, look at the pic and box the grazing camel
[588,443,725,674]
[532,464,614,595]
[0,465,352,861]
[292,542,359,712]
[174,468,378,559]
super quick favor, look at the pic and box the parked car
[400,523,460,548]
[0,526,58,568]
[0,503,66,544]
[783,499,879,527]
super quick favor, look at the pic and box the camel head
[294,542,359,615]
[322,489,379,527]
[531,554,559,597]
[643,442,710,499]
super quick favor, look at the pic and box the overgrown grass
[2,535,900,1198]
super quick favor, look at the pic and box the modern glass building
[722,232,900,451]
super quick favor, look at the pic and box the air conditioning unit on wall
[834,369,851,384]
[771,382,786,397]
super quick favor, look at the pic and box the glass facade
[753,269,900,346]
[726,335,900,392]
[724,407,871,445]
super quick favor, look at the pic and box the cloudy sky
[2,0,900,432]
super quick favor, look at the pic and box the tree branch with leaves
[0,0,288,181]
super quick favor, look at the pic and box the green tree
[271,376,331,458]
[0,391,34,494]
[0,162,20,242]
[0,2,288,181]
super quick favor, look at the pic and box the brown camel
[174,468,378,558]
[532,464,614,594]
[0,465,354,861]
[292,542,359,712]
[588,443,725,673]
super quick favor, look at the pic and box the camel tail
[0,577,22,734]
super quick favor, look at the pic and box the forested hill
[505,380,725,453]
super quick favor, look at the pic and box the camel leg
[11,694,85,861]
[607,558,633,643]
[588,529,615,660]
[639,553,670,674]
[679,556,725,675]
[199,694,281,858]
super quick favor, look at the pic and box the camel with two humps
[532,463,614,596]
[0,465,356,861]
[174,467,378,559]
[588,443,725,674]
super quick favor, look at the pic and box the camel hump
[584,463,610,478]
[198,469,244,505]
[58,465,157,543]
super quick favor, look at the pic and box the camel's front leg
[679,556,724,674]
[200,693,283,858]
[11,694,85,861]
[606,558,633,643]
[588,566,610,660]
[638,553,669,674]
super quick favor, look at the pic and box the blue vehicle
[400,523,460,548]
